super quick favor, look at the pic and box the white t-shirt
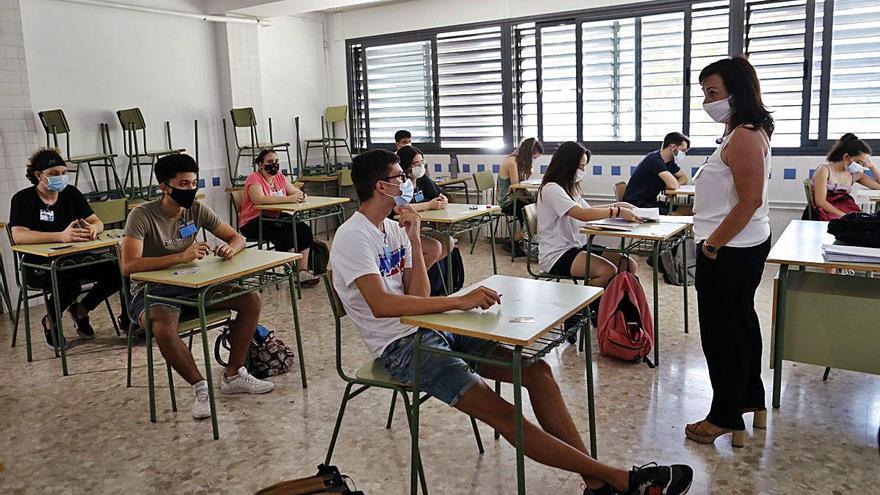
[537,182,591,272]
[329,211,416,358]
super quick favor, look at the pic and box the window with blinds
[364,40,435,144]
[512,23,538,143]
[690,1,730,147]
[348,43,368,151]
[640,12,685,141]
[827,0,880,139]
[745,0,809,147]
[582,18,636,141]
[539,23,578,142]
[437,27,505,149]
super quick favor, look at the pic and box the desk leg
[464,182,471,205]
[682,234,689,334]
[581,236,595,353]
[21,264,32,362]
[0,257,14,324]
[513,346,525,495]
[652,241,660,366]
[584,317,597,458]
[772,264,789,409]
[49,266,68,376]
[144,285,156,423]
[198,292,220,440]
[510,195,517,262]
[292,215,302,300]
[489,215,497,275]
[410,330,423,495]
[258,215,264,250]
[445,236,454,296]
[287,268,307,388]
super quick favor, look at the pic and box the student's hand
[397,207,422,242]
[289,189,305,203]
[61,220,92,243]
[455,286,501,311]
[618,207,644,223]
[613,201,635,210]
[181,241,210,262]
[431,194,448,210]
[82,222,99,240]
[213,243,233,260]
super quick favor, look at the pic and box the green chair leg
[10,291,22,348]
[470,416,484,455]
[126,325,135,387]
[493,380,501,440]
[325,382,355,465]
[167,362,177,412]
[386,389,398,430]
[401,390,429,495]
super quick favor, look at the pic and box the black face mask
[264,163,280,176]
[166,184,198,209]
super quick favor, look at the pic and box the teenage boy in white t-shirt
[329,150,693,495]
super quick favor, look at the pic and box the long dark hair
[396,145,423,175]
[699,56,774,138]
[826,133,872,162]
[540,141,591,199]
[509,137,543,181]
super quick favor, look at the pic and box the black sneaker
[42,315,66,351]
[626,463,693,495]
[68,304,95,339]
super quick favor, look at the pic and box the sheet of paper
[632,207,660,221]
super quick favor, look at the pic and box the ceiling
[206,0,403,17]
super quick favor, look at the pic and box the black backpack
[428,246,465,296]
[828,212,880,248]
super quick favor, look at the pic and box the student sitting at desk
[10,148,126,349]
[397,144,448,267]
[121,153,274,421]
[811,133,880,220]
[329,149,692,495]
[394,129,412,150]
[623,132,690,215]
[537,142,640,287]
[238,149,319,287]
[499,137,543,256]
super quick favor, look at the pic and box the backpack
[308,239,330,274]
[828,212,880,248]
[596,272,654,367]
[214,324,295,379]
[256,464,363,495]
[428,246,465,296]
[659,238,696,286]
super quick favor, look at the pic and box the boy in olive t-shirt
[121,154,275,421]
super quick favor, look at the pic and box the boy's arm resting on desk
[120,236,205,276]
[674,170,689,185]
[659,170,682,190]
[354,274,500,318]
[211,222,247,258]
[11,222,90,244]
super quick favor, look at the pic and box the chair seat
[145,148,186,158]
[178,309,233,335]
[241,142,290,150]
[304,137,349,144]
[69,152,117,163]
[356,359,407,387]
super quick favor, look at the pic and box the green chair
[38,110,122,199]
[116,108,185,200]
[226,107,292,187]
[337,168,356,221]
[803,179,816,220]
[322,273,484,494]
[89,198,127,229]
[304,106,351,175]
[467,171,502,255]
[227,188,274,250]
[613,182,627,202]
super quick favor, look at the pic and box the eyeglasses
[381,173,407,183]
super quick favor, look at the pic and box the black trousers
[26,259,123,326]
[695,235,771,430]
[240,214,314,253]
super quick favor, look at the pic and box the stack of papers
[631,207,660,222]
[822,244,880,263]
[585,218,638,231]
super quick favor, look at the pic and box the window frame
[345,0,871,156]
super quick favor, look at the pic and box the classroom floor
[0,237,878,494]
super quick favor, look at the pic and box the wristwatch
[704,242,718,255]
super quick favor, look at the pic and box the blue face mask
[44,174,68,192]
[386,178,415,207]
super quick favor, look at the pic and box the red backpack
[596,272,655,367]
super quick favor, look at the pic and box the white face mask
[703,96,732,123]
[411,165,426,179]
[848,160,867,174]
[575,168,587,182]
[674,150,686,167]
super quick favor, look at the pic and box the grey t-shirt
[123,199,221,259]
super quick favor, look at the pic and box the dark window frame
[345,0,873,156]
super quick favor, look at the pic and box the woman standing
[687,57,773,448]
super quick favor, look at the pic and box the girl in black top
[396,146,449,267]
[9,149,125,349]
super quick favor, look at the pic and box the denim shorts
[381,329,497,406]
[128,284,201,323]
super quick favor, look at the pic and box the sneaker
[220,366,275,395]
[297,270,320,288]
[626,463,693,495]
[68,303,95,339]
[192,381,211,420]
[42,315,66,351]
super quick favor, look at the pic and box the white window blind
[745,0,809,146]
[513,23,538,142]
[364,40,435,144]
[437,26,504,149]
[539,23,578,142]
[640,12,685,141]
[349,43,368,151]
[827,0,880,139]
[581,18,636,141]
[690,1,731,147]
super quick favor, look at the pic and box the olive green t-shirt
[123,199,221,259]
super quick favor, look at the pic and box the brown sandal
[685,419,745,447]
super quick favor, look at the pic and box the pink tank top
[238,172,289,228]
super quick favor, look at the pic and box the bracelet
[615,206,620,218]
[608,207,613,218]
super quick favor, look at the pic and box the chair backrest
[230,189,245,213]
[38,109,70,135]
[116,108,146,131]
[231,107,257,128]
[322,272,353,382]
[523,203,539,241]
[89,198,127,225]
[803,178,815,220]
[614,182,627,202]
[472,171,496,203]
[324,105,348,124]
[338,168,353,188]
[5,224,22,288]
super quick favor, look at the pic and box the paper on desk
[631,207,660,221]
[525,178,542,185]
[822,244,880,262]
[584,218,637,231]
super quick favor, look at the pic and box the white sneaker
[192,381,211,420]
[298,269,320,287]
[220,366,275,395]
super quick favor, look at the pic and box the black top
[9,185,94,264]
[414,175,442,203]
[622,151,681,207]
